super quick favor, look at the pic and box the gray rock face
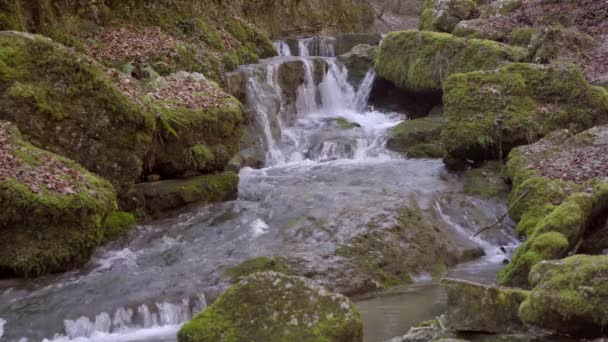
[178,271,363,342]
[442,278,529,334]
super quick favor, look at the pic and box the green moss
[0,0,25,31]
[386,115,445,158]
[419,0,478,33]
[0,121,117,277]
[375,30,524,93]
[103,211,136,242]
[178,272,363,342]
[442,63,608,168]
[462,161,509,199]
[528,26,596,64]
[519,255,608,336]
[0,32,154,195]
[508,27,536,47]
[184,144,215,170]
[225,257,293,282]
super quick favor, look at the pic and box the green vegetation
[0,0,25,31]
[375,30,524,93]
[178,272,363,342]
[103,211,137,242]
[386,114,445,158]
[462,161,509,199]
[420,0,479,33]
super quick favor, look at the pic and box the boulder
[497,127,608,287]
[0,121,117,277]
[519,255,608,337]
[442,278,530,334]
[0,31,155,195]
[374,30,523,93]
[386,113,445,158]
[334,33,382,55]
[386,319,444,342]
[420,0,479,33]
[452,19,507,41]
[442,63,608,170]
[338,44,378,86]
[178,272,363,342]
[121,172,239,219]
[146,72,243,178]
[528,26,596,64]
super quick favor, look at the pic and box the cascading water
[0,36,518,342]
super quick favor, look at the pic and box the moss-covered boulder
[452,19,507,41]
[375,30,524,93]
[528,26,596,64]
[497,127,608,287]
[519,255,608,337]
[386,113,445,158]
[178,272,363,342]
[442,63,608,170]
[420,0,479,33]
[146,72,243,178]
[442,278,529,333]
[0,121,117,277]
[337,44,377,86]
[122,172,238,219]
[0,31,154,194]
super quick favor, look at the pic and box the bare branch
[474,187,531,237]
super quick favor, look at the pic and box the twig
[474,187,531,237]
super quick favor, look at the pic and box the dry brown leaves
[529,145,608,184]
[87,26,179,65]
[0,122,88,195]
[147,75,231,110]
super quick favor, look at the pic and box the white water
[273,40,292,56]
[297,37,336,57]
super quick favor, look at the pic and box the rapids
[0,37,517,342]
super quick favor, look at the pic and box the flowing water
[0,38,518,342]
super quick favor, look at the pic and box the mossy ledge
[0,121,117,277]
[178,272,363,342]
[374,30,524,93]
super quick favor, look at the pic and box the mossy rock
[386,114,445,158]
[442,278,530,334]
[452,19,508,41]
[0,31,154,195]
[337,44,377,86]
[497,128,608,287]
[0,121,117,277]
[122,172,239,219]
[330,117,362,130]
[420,0,479,33]
[442,63,608,170]
[178,272,363,342]
[148,73,244,178]
[462,161,509,199]
[374,30,524,93]
[528,26,596,64]
[519,255,608,337]
[0,0,25,31]
[103,211,137,242]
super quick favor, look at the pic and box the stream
[0,37,519,342]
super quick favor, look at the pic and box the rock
[519,255,608,337]
[462,161,510,199]
[330,117,362,130]
[0,32,155,195]
[0,0,25,31]
[528,26,596,64]
[375,30,523,93]
[386,319,444,342]
[442,63,608,170]
[334,33,382,55]
[146,72,243,178]
[0,121,117,277]
[497,127,608,287]
[452,19,507,41]
[103,211,137,242]
[442,278,530,334]
[386,113,445,158]
[480,0,522,17]
[338,44,378,86]
[178,272,363,342]
[420,0,479,33]
[122,172,239,219]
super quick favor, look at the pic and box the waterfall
[273,41,292,57]
[295,59,318,114]
[354,70,376,111]
[0,318,5,340]
[297,37,336,57]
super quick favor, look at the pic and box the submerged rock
[122,172,239,219]
[375,30,523,93]
[442,63,608,170]
[519,255,608,337]
[178,272,363,342]
[442,278,529,334]
[498,127,608,287]
[386,111,445,158]
[0,121,117,277]
[0,31,154,195]
[420,0,479,33]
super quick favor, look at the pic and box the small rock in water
[503,259,510,265]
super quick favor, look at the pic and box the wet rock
[442,63,608,170]
[338,44,378,86]
[519,255,608,337]
[334,33,382,55]
[0,121,117,277]
[122,172,239,219]
[386,112,445,158]
[375,30,523,93]
[329,117,362,130]
[178,272,363,342]
[442,278,530,334]
[462,161,509,200]
[420,0,479,33]
[146,72,243,178]
[498,127,608,287]
[0,32,154,195]
[386,319,444,342]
